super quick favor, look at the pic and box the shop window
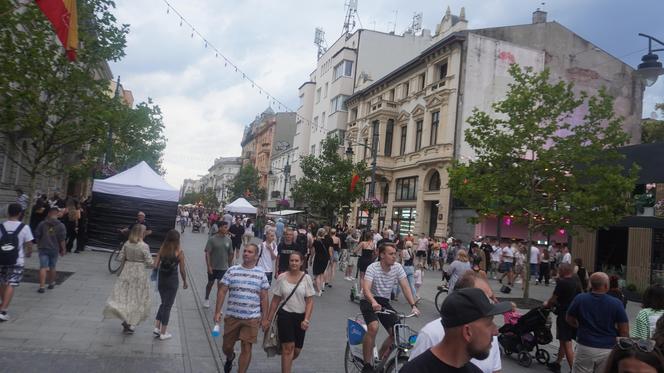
[392,207,417,237]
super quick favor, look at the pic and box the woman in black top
[153,229,188,340]
[356,230,376,295]
[312,228,330,296]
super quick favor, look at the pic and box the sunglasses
[616,337,657,352]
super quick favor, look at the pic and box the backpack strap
[13,223,24,236]
[0,224,7,236]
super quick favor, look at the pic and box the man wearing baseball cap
[401,287,510,372]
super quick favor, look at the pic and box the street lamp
[269,143,292,209]
[637,33,664,87]
[345,133,379,229]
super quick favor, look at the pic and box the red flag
[35,0,78,61]
[349,174,360,192]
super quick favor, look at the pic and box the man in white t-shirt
[529,244,540,282]
[409,271,502,373]
[489,242,501,279]
[0,203,34,321]
[561,246,571,264]
[499,241,514,286]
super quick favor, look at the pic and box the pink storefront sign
[474,216,568,243]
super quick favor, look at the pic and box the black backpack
[0,223,25,266]
[295,230,308,255]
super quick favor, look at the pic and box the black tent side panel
[88,191,177,251]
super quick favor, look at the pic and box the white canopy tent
[266,210,303,217]
[225,198,257,214]
[92,161,179,202]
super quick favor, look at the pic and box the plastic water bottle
[211,323,220,337]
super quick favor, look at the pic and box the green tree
[291,136,368,223]
[180,188,219,208]
[0,0,128,218]
[448,65,637,298]
[228,164,266,203]
[642,103,664,143]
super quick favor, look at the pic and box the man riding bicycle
[361,242,419,373]
[120,211,152,237]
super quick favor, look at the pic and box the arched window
[428,171,441,191]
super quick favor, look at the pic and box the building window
[363,138,369,159]
[316,88,321,103]
[403,81,410,98]
[395,176,418,201]
[324,82,328,98]
[388,89,395,101]
[313,116,318,131]
[438,61,448,80]
[350,107,358,121]
[415,120,423,151]
[382,183,389,204]
[430,111,439,145]
[399,125,407,155]
[429,171,441,191]
[311,144,315,155]
[372,120,379,155]
[331,95,349,112]
[384,119,394,156]
[392,207,417,237]
[419,73,426,91]
[334,60,353,80]
[321,113,326,131]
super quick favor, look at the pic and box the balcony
[368,98,398,117]
[271,190,281,199]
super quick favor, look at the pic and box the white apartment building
[291,26,436,183]
[207,157,242,203]
[267,146,297,211]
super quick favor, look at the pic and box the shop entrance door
[429,201,438,238]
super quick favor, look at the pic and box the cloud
[110,0,664,187]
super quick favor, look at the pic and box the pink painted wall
[474,216,568,243]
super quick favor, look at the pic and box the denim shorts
[38,249,59,269]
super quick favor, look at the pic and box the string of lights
[161,0,329,133]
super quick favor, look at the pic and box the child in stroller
[191,218,203,233]
[498,306,553,367]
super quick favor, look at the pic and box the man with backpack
[295,224,312,270]
[0,203,34,321]
[34,207,67,293]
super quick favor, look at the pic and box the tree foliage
[291,136,368,223]
[448,65,637,298]
[642,103,664,143]
[228,164,265,203]
[180,188,218,208]
[0,0,128,210]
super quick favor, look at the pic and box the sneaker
[203,299,210,308]
[326,283,332,288]
[159,333,172,340]
[153,328,160,337]
[224,352,235,373]
[37,288,45,293]
[0,311,8,321]
[47,283,55,290]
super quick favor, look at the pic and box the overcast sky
[109,0,664,188]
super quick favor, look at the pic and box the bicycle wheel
[344,343,363,373]
[108,247,123,274]
[384,355,409,373]
[434,290,446,314]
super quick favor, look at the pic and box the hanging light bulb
[191,31,194,38]
[205,41,208,48]
[167,7,170,14]
[179,19,183,26]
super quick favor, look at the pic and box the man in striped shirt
[214,243,270,373]
[360,242,420,373]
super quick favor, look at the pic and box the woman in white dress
[103,224,153,333]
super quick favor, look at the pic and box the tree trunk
[524,217,533,299]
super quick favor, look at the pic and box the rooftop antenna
[314,27,327,60]
[387,10,398,33]
[342,0,358,38]
[405,12,423,35]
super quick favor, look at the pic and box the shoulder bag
[263,273,306,357]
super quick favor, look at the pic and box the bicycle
[108,231,127,274]
[344,309,418,373]
[434,284,448,314]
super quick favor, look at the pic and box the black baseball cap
[440,288,511,328]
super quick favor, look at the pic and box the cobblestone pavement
[0,228,643,372]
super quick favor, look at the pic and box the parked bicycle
[107,231,127,274]
[344,308,418,373]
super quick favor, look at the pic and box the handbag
[263,273,306,357]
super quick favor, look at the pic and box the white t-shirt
[529,246,540,264]
[409,317,501,373]
[256,241,277,273]
[501,246,514,263]
[1,220,34,267]
[490,246,501,262]
[271,273,316,314]
[562,252,572,264]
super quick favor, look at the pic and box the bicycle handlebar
[375,308,418,318]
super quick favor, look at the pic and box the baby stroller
[191,219,202,233]
[498,306,553,367]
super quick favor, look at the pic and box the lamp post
[345,131,378,229]
[637,33,664,87]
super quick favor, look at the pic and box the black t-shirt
[129,219,150,232]
[228,224,244,243]
[277,242,298,272]
[553,276,581,313]
[401,350,483,373]
[377,237,392,249]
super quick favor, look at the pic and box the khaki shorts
[223,317,260,350]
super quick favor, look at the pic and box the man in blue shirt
[566,272,629,373]
[275,218,285,244]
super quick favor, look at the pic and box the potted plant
[359,197,382,215]
[634,188,655,216]
[276,198,290,209]
[623,283,643,303]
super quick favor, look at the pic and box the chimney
[532,9,547,24]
